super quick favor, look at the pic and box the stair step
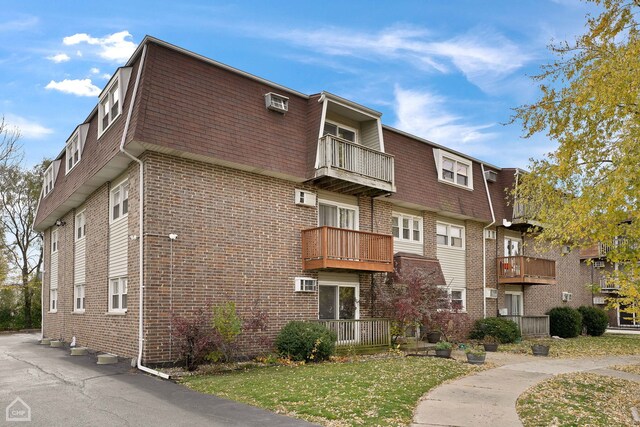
[50,340,63,348]
[97,354,118,365]
[39,338,51,345]
[70,347,88,356]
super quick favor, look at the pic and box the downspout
[118,43,170,379]
[481,164,496,319]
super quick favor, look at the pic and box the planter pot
[483,343,499,352]
[466,353,486,365]
[435,349,452,358]
[531,344,550,357]
[426,331,442,343]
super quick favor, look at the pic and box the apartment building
[35,36,597,364]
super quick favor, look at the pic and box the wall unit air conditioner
[294,189,316,207]
[593,261,605,269]
[593,296,606,305]
[264,92,289,113]
[294,277,317,292]
[485,288,498,298]
[561,291,573,302]
[484,170,498,182]
[484,229,497,240]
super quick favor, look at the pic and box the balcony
[510,200,542,230]
[497,256,557,285]
[311,135,395,196]
[301,226,394,272]
[599,276,620,293]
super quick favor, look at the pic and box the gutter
[118,43,169,380]
[480,164,496,319]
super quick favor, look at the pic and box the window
[323,121,356,142]
[51,230,59,253]
[437,222,464,249]
[99,81,120,134]
[318,202,357,230]
[43,164,55,196]
[109,277,127,312]
[50,289,58,312]
[434,149,473,190]
[75,211,86,240]
[111,180,129,221]
[65,133,81,173]
[74,284,85,312]
[392,214,422,243]
[439,287,466,311]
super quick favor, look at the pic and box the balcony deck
[301,226,394,272]
[497,256,557,285]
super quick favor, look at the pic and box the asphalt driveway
[0,332,317,426]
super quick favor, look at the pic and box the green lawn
[182,355,480,426]
[517,372,640,426]
[499,333,640,358]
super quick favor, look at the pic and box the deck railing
[302,226,394,272]
[317,135,394,184]
[497,256,556,285]
[600,276,620,291]
[317,319,391,348]
[502,315,550,337]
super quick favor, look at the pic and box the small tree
[208,302,242,362]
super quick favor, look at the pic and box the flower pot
[531,344,549,357]
[435,349,452,358]
[466,353,486,365]
[483,343,499,352]
[426,331,442,343]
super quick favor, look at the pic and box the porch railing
[317,319,391,348]
[502,315,550,337]
[317,135,394,184]
[497,256,557,285]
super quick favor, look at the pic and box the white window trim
[392,213,423,244]
[75,210,86,241]
[440,286,467,312]
[51,230,59,254]
[323,120,358,143]
[98,68,132,138]
[49,289,58,313]
[317,198,359,230]
[318,283,360,320]
[74,283,86,313]
[436,221,465,250]
[110,179,129,223]
[65,133,81,174]
[108,277,128,313]
[43,164,55,196]
[433,149,474,190]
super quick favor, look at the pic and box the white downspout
[481,164,496,319]
[118,43,169,380]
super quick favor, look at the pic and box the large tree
[513,0,640,321]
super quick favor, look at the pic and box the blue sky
[1,0,599,169]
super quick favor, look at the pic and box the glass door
[319,285,359,342]
[505,292,523,316]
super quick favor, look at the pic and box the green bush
[275,321,337,362]
[468,317,521,343]
[547,306,582,338]
[578,306,609,336]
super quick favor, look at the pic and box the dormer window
[43,163,57,197]
[323,121,356,143]
[434,149,473,190]
[66,134,81,173]
[98,68,132,137]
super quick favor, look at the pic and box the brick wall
[465,220,485,321]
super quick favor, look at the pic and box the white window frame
[318,199,359,230]
[110,180,129,222]
[98,79,121,136]
[439,287,466,312]
[323,120,358,143]
[434,149,474,190]
[43,164,55,196]
[392,213,423,243]
[75,210,86,241]
[65,132,81,174]
[51,229,59,253]
[74,284,85,313]
[108,277,128,313]
[436,221,465,250]
[49,289,58,313]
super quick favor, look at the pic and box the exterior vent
[593,296,605,305]
[485,288,498,299]
[593,260,605,269]
[484,170,498,182]
[561,291,573,302]
[294,189,316,207]
[295,277,317,292]
[265,92,289,113]
[484,229,496,240]
[561,245,571,254]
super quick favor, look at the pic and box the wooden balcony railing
[317,319,391,348]
[497,256,556,285]
[302,226,394,272]
[501,315,550,337]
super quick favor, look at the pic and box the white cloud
[63,31,137,62]
[90,67,100,74]
[4,114,53,139]
[45,79,101,97]
[47,53,70,63]
[393,86,496,153]
[100,73,111,80]
[0,16,39,32]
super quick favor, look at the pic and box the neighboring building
[35,36,600,365]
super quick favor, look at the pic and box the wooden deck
[497,256,556,285]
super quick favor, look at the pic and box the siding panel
[109,218,128,277]
[50,252,58,289]
[74,238,86,284]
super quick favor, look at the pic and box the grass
[499,333,640,358]
[517,372,640,426]
[182,354,480,426]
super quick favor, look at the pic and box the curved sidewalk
[411,353,640,427]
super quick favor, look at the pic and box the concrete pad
[39,338,50,345]
[96,353,118,365]
[49,340,63,348]
[70,347,88,356]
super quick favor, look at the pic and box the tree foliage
[512,0,640,321]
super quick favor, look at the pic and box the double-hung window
[323,121,356,143]
[392,214,422,243]
[75,211,86,240]
[434,149,473,190]
[436,222,464,248]
[111,180,129,221]
[51,230,59,253]
[66,134,81,173]
[74,284,85,312]
[109,277,127,312]
[50,289,58,312]
[43,164,55,196]
[99,82,120,134]
[438,287,466,311]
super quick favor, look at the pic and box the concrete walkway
[412,352,640,427]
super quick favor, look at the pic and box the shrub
[468,317,521,343]
[434,341,453,350]
[578,306,609,336]
[171,307,216,371]
[547,306,582,338]
[275,321,337,362]
[207,302,242,363]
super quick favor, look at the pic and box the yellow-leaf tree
[513,0,640,323]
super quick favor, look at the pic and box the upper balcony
[497,256,557,285]
[510,200,542,231]
[301,226,394,272]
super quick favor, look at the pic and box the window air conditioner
[593,261,605,269]
[484,170,498,182]
[295,278,317,292]
[264,92,289,113]
[484,229,496,240]
[294,189,316,207]
[561,292,573,302]
[485,288,498,299]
